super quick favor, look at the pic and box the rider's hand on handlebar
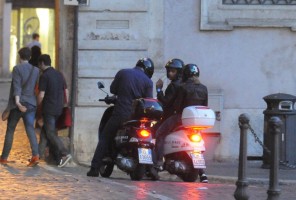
[105,95,117,105]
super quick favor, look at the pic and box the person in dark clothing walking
[87,58,154,177]
[155,63,209,183]
[37,54,72,167]
[29,45,42,67]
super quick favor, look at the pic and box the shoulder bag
[56,74,72,130]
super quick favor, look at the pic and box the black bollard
[267,117,282,200]
[234,114,250,200]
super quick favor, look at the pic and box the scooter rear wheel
[179,169,199,182]
[99,163,114,177]
[145,166,160,181]
[130,164,145,181]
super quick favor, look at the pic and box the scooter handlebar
[99,96,117,105]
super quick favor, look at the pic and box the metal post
[234,114,250,200]
[267,117,282,200]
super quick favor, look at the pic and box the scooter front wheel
[99,163,114,177]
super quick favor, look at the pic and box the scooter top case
[131,98,163,121]
[181,106,215,130]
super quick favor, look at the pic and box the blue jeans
[39,114,68,164]
[1,103,39,159]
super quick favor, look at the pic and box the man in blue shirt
[27,33,41,49]
[87,58,154,177]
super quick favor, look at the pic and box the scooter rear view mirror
[97,81,109,96]
[97,81,105,89]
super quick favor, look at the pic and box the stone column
[1,1,11,77]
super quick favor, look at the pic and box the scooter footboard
[186,152,206,169]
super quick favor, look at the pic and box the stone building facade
[1,0,296,164]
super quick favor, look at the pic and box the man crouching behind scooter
[155,63,209,183]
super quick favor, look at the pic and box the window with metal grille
[222,0,296,5]
[201,0,296,30]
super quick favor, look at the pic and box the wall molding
[201,0,296,31]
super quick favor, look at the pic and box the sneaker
[27,156,39,167]
[87,167,99,177]
[0,158,8,165]
[58,154,72,168]
[200,174,208,183]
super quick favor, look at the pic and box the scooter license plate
[191,153,206,169]
[138,148,153,164]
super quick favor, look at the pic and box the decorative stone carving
[86,31,135,41]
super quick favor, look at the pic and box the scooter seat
[122,120,140,127]
[172,125,185,132]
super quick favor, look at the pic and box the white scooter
[161,106,215,182]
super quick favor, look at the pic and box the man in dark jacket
[155,63,209,183]
[156,58,184,121]
[154,58,184,166]
[87,58,154,177]
[174,64,208,113]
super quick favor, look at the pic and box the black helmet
[182,64,200,81]
[165,58,184,79]
[136,58,154,78]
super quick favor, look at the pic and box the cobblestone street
[1,115,296,199]
[0,119,168,200]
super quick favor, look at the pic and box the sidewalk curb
[209,175,296,186]
[39,162,296,186]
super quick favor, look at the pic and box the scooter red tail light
[137,129,151,138]
[189,133,202,143]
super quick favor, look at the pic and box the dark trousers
[39,114,68,164]
[91,115,127,169]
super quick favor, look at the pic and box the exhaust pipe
[166,160,189,174]
[116,154,137,171]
